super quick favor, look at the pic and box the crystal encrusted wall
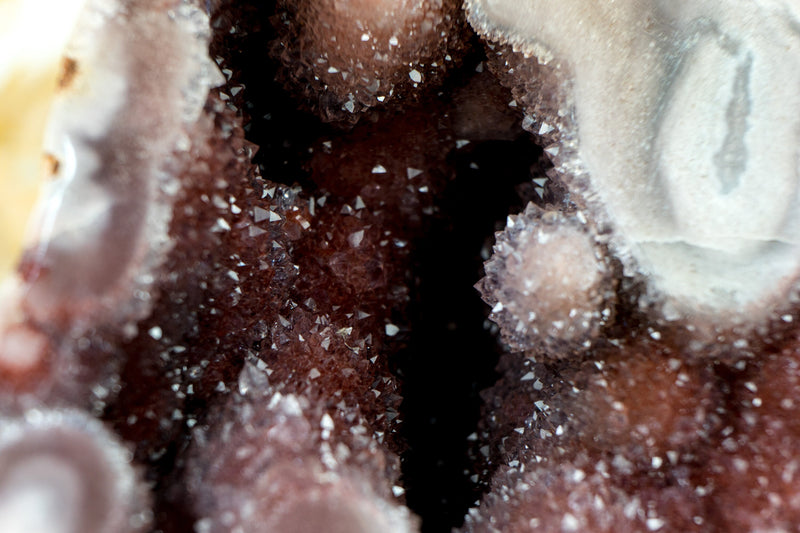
[2,1,800,532]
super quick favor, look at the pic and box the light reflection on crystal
[3,1,800,532]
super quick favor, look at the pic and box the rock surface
[3,1,800,532]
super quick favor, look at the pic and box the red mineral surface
[178,56,525,531]
[463,333,800,532]
[4,1,800,532]
[270,0,467,121]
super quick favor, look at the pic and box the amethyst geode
[2,0,800,532]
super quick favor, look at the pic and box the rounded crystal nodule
[0,409,150,533]
[479,203,615,354]
[271,0,464,121]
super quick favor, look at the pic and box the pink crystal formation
[466,1,800,531]
[0,410,151,533]
[270,0,466,121]
[3,0,800,531]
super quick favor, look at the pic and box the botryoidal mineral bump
[187,367,417,533]
[10,0,800,531]
[478,203,616,354]
[0,409,151,533]
[270,0,467,122]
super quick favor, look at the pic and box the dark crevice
[209,0,325,190]
[396,137,545,532]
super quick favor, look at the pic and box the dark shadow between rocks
[396,135,548,532]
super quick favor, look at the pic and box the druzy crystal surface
[3,0,800,532]
[467,0,800,334]
[478,203,616,353]
[271,0,466,122]
[463,1,800,532]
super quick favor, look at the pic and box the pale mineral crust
[0,1,230,531]
[467,0,800,342]
[0,409,151,533]
[0,0,222,410]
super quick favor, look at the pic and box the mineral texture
[462,336,800,532]
[465,1,800,532]
[0,0,222,409]
[0,409,150,533]
[478,203,617,354]
[467,0,800,342]
[270,0,467,122]
[4,0,800,532]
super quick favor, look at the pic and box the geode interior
[2,1,800,532]
[467,0,800,336]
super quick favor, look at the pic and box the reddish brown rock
[568,348,720,461]
[178,74,485,530]
[106,92,301,464]
[187,366,416,533]
[704,346,800,531]
[463,330,800,532]
[271,0,468,122]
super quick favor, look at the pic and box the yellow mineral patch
[0,0,86,281]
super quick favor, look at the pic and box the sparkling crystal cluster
[478,203,617,354]
[468,0,800,342]
[2,0,470,529]
[3,0,800,531]
[465,1,800,531]
[270,0,467,122]
[0,410,151,533]
[463,335,800,531]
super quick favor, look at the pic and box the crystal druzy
[2,0,800,532]
[464,1,800,532]
[467,0,800,340]
[270,0,467,122]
